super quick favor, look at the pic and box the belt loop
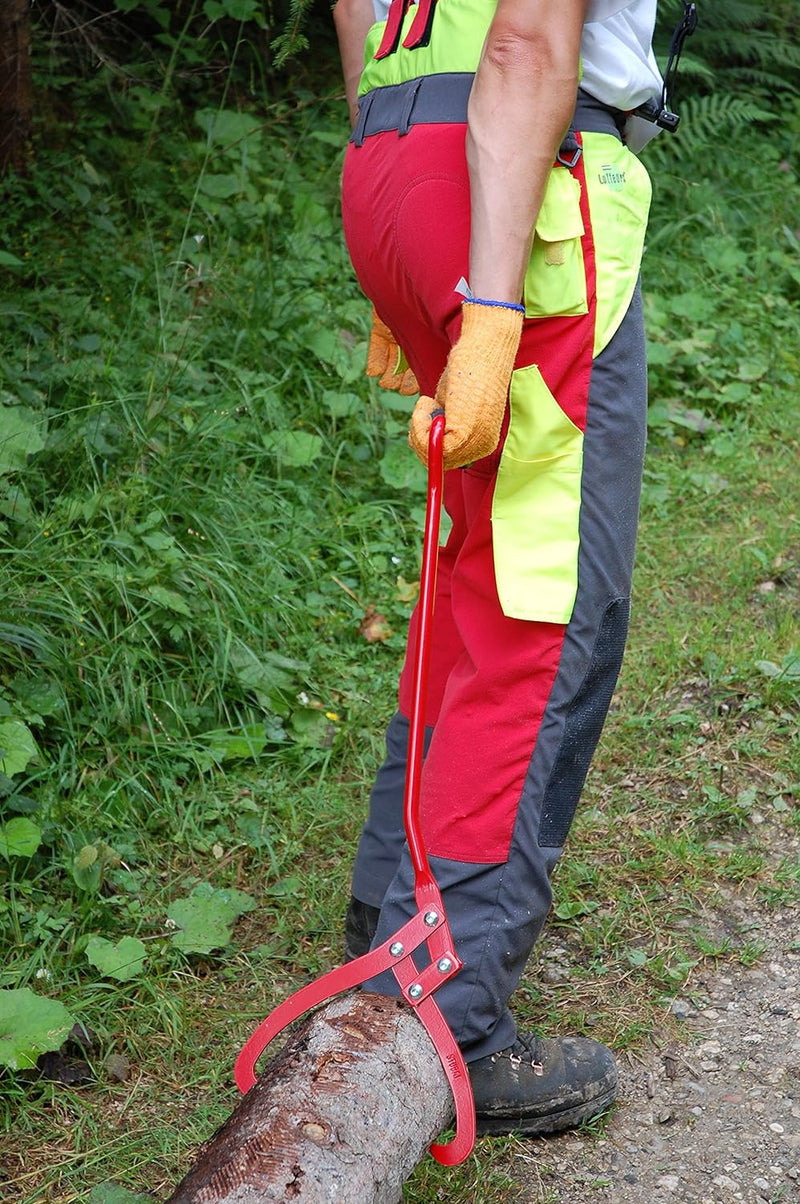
[398,77,424,136]
[352,90,376,147]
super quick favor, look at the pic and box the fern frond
[733,67,800,97]
[644,93,777,162]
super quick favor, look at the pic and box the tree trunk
[0,0,33,176]
[166,992,453,1204]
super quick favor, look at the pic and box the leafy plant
[0,988,75,1071]
[166,883,257,953]
[85,935,148,982]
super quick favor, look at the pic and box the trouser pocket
[491,364,584,623]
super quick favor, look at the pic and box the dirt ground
[512,886,800,1204]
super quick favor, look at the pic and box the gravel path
[515,897,799,1204]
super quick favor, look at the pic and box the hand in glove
[408,299,523,471]
[366,309,419,396]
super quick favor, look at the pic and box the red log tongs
[234,411,476,1165]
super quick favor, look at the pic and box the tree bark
[0,0,33,176]
[166,992,454,1204]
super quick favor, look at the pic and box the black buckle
[634,1,698,134]
[556,128,582,169]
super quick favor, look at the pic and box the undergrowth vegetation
[1,3,799,1201]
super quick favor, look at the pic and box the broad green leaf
[553,899,600,920]
[322,389,361,417]
[0,250,24,267]
[262,429,323,467]
[167,885,255,954]
[144,586,192,616]
[72,844,103,892]
[0,406,46,475]
[0,719,38,776]
[379,442,427,493]
[0,817,42,859]
[0,989,75,1071]
[198,173,245,199]
[194,108,262,145]
[196,724,267,766]
[290,707,334,746]
[236,812,274,852]
[88,1183,155,1204]
[86,936,147,982]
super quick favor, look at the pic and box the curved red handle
[234,414,476,1164]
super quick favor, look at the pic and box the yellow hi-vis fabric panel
[492,365,584,624]
[492,136,651,624]
[360,0,495,94]
[582,132,652,356]
[524,166,588,319]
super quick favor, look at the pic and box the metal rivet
[437,957,453,974]
[424,910,439,926]
[408,983,423,1000]
[389,942,404,957]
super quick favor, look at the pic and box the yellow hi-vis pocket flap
[524,167,588,320]
[492,365,584,623]
[581,133,652,356]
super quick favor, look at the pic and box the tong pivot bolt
[409,983,423,1000]
[437,957,453,974]
[424,910,439,926]
[390,941,405,957]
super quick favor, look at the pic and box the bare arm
[467,0,589,303]
[333,0,376,128]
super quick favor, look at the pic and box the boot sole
[475,1085,617,1137]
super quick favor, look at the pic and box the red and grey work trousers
[343,99,649,1061]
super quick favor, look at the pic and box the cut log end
[167,991,454,1204]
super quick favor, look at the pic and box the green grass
[1,23,799,1204]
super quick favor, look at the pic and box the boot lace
[490,1032,544,1075]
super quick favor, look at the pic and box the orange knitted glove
[366,309,419,396]
[409,300,523,471]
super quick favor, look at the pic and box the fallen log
[166,991,454,1204]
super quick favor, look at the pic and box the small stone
[691,1106,703,1115]
[742,1032,764,1044]
[657,1108,673,1123]
[656,1174,680,1192]
[713,1174,739,1189]
[671,998,693,1019]
[753,1179,770,1192]
[722,1092,745,1105]
[105,1053,131,1082]
[302,1122,329,1144]
[702,1008,720,1019]
[769,1123,785,1134]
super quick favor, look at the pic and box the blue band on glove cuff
[463,297,526,314]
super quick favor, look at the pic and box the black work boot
[469,1032,617,1136]
[343,895,380,962]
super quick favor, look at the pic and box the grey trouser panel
[351,285,648,1062]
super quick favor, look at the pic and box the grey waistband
[352,77,625,146]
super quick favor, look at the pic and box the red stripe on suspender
[374,0,410,59]
[403,0,436,48]
[374,0,438,59]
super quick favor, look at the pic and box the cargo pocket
[523,166,588,319]
[491,364,584,623]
